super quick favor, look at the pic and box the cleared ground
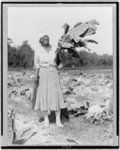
[8,68,113,145]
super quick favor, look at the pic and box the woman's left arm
[54,48,62,66]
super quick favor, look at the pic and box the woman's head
[39,35,50,46]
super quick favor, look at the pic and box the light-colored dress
[34,45,65,111]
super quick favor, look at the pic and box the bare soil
[8,69,113,145]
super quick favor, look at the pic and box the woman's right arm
[34,53,40,83]
[34,67,40,82]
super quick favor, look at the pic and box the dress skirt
[34,67,65,111]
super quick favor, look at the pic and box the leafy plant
[57,19,99,58]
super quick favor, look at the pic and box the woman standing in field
[32,34,65,128]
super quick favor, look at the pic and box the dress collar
[40,45,53,54]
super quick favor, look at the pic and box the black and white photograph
[1,1,119,148]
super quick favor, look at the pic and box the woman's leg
[55,110,63,127]
[44,111,49,127]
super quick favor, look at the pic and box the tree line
[60,50,113,68]
[8,39,34,68]
[8,38,113,69]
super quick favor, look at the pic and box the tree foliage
[8,39,34,68]
[8,37,112,69]
[60,50,113,68]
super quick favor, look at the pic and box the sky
[8,6,113,55]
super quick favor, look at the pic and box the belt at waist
[40,65,57,71]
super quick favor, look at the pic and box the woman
[33,34,65,128]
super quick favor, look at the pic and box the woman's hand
[57,63,63,69]
[33,76,39,83]
[55,47,61,54]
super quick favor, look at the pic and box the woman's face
[40,35,49,46]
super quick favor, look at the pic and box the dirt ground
[8,68,113,145]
